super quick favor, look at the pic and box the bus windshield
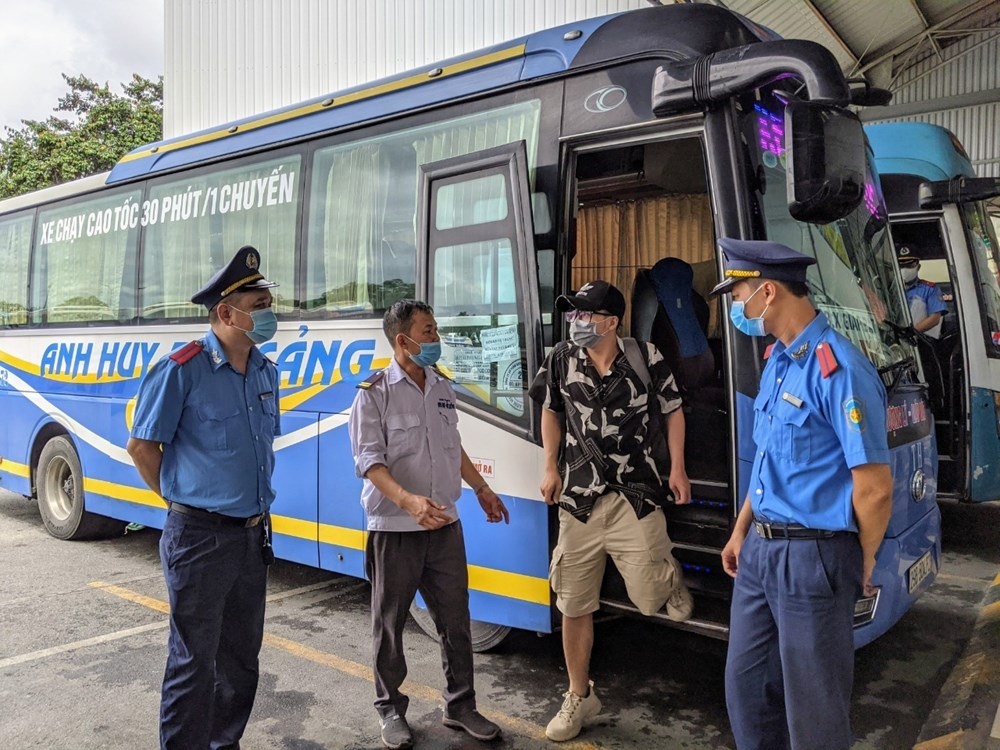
[961,200,1000,354]
[738,92,914,371]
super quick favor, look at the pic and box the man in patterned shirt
[528,279,693,742]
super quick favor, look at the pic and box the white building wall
[163,0,654,138]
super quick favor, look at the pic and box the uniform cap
[710,238,817,295]
[896,245,919,264]
[191,245,279,309]
[556,280,626,318]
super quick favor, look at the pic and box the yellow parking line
[91,581,598,749]
[89,581,171,613]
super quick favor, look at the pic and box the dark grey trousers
[366,520,476,719]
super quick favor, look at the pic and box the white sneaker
[545,680,602,742]
[666,580,694,622]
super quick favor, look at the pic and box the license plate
[907,550,936,594]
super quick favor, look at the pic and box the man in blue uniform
[713,239,892,750]
[898,246,947,338]
[349,299,509,749]
[127,245,281,750]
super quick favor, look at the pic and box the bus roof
[107,4,772,185]
[866,122,976,182]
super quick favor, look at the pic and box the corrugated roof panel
[723,0,858,70]
[891,30,1000,103]
[814,0,925,64]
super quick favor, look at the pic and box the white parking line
[0,580,349,670]
[0,621,169,669]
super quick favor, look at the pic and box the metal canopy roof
[664,0,1000,93]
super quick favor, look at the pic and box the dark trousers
[367,520,476,719]
[725,528,862,750]
[159,510,268,750]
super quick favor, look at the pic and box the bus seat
[631,269,681,372]
[631,258,715,392]
[649,258,715,390]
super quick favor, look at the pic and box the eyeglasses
[564,309,610,324]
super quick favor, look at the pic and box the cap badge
[246,253,259,270]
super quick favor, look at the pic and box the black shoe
[443,706,502,741]
[380,713,413,750]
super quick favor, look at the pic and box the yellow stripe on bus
[84,477,166,508]
[38,471,550,607]
[0,459,30,477]
[117,44,526,165]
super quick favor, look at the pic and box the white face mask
[901,267,919,284]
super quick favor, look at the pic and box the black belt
[753,519,841,540]
[168,502,264,528]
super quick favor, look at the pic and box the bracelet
[473,482,490,496]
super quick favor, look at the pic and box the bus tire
[408,599,511,653]
[36,436,124,540]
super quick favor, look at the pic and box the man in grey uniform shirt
[349,299,509,750]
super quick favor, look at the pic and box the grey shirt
[349,358,462,532]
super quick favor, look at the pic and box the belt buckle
[755,520,773,539]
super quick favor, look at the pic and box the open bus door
[409,140,545,650]
[880,173,1000,503]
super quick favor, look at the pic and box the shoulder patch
[168,340,204,365]
[356,370,386,390]
[815,341,839,378]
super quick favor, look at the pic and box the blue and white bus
[866,121,1000,504]
[0,3,939,648]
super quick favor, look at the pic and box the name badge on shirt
[259,391,274,402]
[781,392,804,408]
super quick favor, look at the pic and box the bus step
[597,595,731,640]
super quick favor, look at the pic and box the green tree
[0,73,162,199]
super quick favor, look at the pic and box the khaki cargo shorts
[549,491,682,617]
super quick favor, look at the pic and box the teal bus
[867,121,1000,504]
[0,3,939,648]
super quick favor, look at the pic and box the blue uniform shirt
[905,280,947,317]
[131,329,281,516]
[748,312,889,531]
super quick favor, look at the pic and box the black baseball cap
[556,280,626,318]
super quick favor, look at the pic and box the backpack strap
[622,337,652,392]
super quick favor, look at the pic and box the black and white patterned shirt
[528,338,683,522]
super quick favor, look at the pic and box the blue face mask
[404,335,442,367]
[729,285,769,337]
[231,306,278,344]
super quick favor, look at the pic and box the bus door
[886,214,968,498]
[888,184,1000,503]
[413,141,551,649]
[564,132,732,637]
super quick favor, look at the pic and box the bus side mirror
[919,177,1000,209]
[785,101,866,224]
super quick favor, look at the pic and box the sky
[0,0,164,133]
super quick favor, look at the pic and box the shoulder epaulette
[168,340,204,365]
[763,343,774,360]
[923,280,936,287]
[431,365,453,381]
[357,370,387,390]
[815,341,840,378]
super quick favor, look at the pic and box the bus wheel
[36,436,123,540]
[408,599,511,653]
